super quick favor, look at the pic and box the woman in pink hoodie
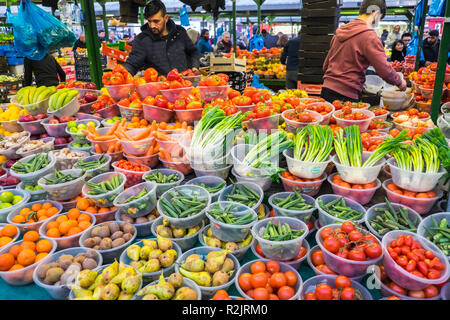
[321,0,406,102]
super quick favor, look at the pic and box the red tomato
[341,221,355,234]
[323,238,340,254]
[340,287,356,300]
[238,273,253,291]
[250,261,266,274]
[253,287,269,300]
[269,272,287,289]
[250,273,268,289]
[266,260,280,274]
[277,285,295,300]
[284,270,298,287]
[388,282,406,295]
[311,250,325,266]
[348,249,367,261]
[334,275,351,289]
[315,283,333,300]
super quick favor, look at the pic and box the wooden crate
[209,53,246,73]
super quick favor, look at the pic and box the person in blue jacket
[280,31,301,89]
[197,29,213,57]
[123,0,200,76]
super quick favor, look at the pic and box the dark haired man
[421,30,440,67]
[321,0,406,102]
[197,29,213,57]
[401,32,412,56]
[123,0,200,76]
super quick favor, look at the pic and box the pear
[76,269,98,288]
[157,235,173,251]
[172,227,186,238]
[103,283,120,300]
[118,261,126,272]
[168,273,184,289]
[223,242,239,252]
[162,218,170,227]
[126,245,141,261]
[159,251,175,268]
[173,287,198,300]
[121,274,142,294]
[203,235,222,248]
[156,225,173,238]
[118,291,134,300]
[102,260,119,284]
[148,249,163,260]
[72,285,93,299]
[206,228,213,237]
[142,293,159,300]
[212,271,229,286]
[140,258,160,273]
[186,254,202,263]
[137,273,174,299]
[186,225,200,236]
[206,250,228,263]
[181,256,205,272]
[205,260,222,274]
[88,274,104,290]
[72,296,95,300]
[139,246,153,260]
[92,284,106,300]
[205,250,228,273]
[179,268,212,287]
[221,258,235,273]
[129,261,144,270]
[111,267,136,285]
[142,239,158,249]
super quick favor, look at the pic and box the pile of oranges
[0,231,53,271]
[45,208,93,238]
[11,202,60,224]
[76,198,117,215]
[0,225,18,247]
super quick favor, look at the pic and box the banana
[33,86,46,103]
[22,87,31,105]
[48,86,57,94]
[16,87,26,103]
[27,87,37,105]
[48,90,61,110]
[55,91,69,110]
[36,88,51,102]
[50,88,68,110]
[62,90,78,106]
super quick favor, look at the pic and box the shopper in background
[216,32,232,54]
[276,34,289,48]
[422,27,430,39]
[23,53,66,87]
[197,29,213,57]
[385,24,402,48]
[236,32,248,50]
[390,40,405,62]
[109,31,117,43]
[421,29,441,66]
[98,30,106,43]
[321,0,406,102]
[380,29,389,45]
[280,30,301,89]
[72,33,86,52]
[123,0,199,76]
[187,28,199,45]
[261,29,279,49]
[401,32,412,56]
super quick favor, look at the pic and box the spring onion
[392,135,441,173]
[293,125,333,162]
[333,125,362,167]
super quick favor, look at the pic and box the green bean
[145,171,180,184]
[262,221,305,241]
[207,203,256,225]
[160,189,207,218]
[318,197,363,221]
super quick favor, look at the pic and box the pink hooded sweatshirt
[323,19,402,100]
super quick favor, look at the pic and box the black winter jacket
[123,19,200,76]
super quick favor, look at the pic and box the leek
[293,125,334,162]
[362,130,410,167]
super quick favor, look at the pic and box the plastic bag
[414,0,424,26]
[179,4,190,27]
[6,3,46,60]
[24,0,76,52]
[249,34,264,51]
[406,33,425,61]
[429,0,446,16]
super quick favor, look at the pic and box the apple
[78,97,88,105]
[49,116,60,124]
[54,137,67,145]
[74,82,85,88]
[19,115,35,122]
[40,133,50,139]
[59,116,75,123]
[5,175,19,186]
[85,82,97,90]
[35,114,47,120]
[4,160,15,168]
[67,136,74,143]
[84,92,98,103]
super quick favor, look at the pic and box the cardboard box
[209,53,246,73]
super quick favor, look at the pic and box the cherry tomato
[323,238,340,254]
[364,243,382,259]
[341,221,356,234]
[320,227,334,240]
[348,230,363,242]
[277,285,295,300]
[424,285,439,298]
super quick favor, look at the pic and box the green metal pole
[100,2,109,42]
[213,15,218,45]
[430,5,450,124]
[140,6,145,26]
[81,0,103,89]
[415,0,428,71]
[232,0,237,52]
[257,1,261,33]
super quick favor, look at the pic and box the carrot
[154,131,171,141]
[159,122,167,130]
[106,120,120,135]
[88,125,98,136]
[145,146,154,156]
[107,143,115,153]
[153,144,160,153]
[131,128,151,141]
[181,121,187,130]
[95,144,102,153]
[175,122,181,129]
[114,140,122,152]
[150,120,157,132]
[93,135,116,141]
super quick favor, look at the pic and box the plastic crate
[7,57,24,65]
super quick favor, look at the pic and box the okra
[207,203,256,225]
[262,221,305,241]
[145,171,180,184]
[318,197,363,221]
[160,189,208,218]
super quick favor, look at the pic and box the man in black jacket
[23,53,66,87]
[421,30,440,67]
[123,0,200,76]
[280,31,301,89]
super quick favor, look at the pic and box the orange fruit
[46,207,59,217]
[98,207,110,214]
[36,240,52,253]
[58,221,72,235]
[67,227,82,236]
[67,208,80,220]
[87,199,95,206]
[23,230,40,242]
[36,209,47,219]
[78,213,91,222]
[110,206,118,210]
[78,221,91,231]
[46,221,59,230]
[9,264,24,271]
[85,207,98,214]
[31,203,42,212]
[1,225,17,238]
[46,228,61,238]
[42,202,53,210]
[0,253,15,271]
[56,215,68,224]
[9,244,22,257]
[77,198,90,211]
[20,241,36,251]
[19,207,32,216]
[35,252,48,262]
[38,215,49,221]
[12,215,26,224]
[17,249,36,266]
[0,237,12,247]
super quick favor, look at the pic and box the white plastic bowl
[315,194,366,226]
[283,148,330,179]
[332,151,385,184]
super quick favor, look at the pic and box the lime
[67,121,77,128]
[69,127,78,133]
[87,122,95,127]
[82,144,90,147]
[24,185,34,191]
[73,143,82,148]
[0,191,14,204]
[78,124,87,130]
[106,119,114,123]
[12,195,23,205]
[34,185,43,191]
[0,203,12,209]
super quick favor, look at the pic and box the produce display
[1,56,450,301]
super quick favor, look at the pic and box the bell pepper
[167,69,182,82]
[232,95,252,106]
[102,72,113,85]
[118,98,131,107]
[144,67,158,82]
[205,75,222,87]
[186,101,203,110]
[173,98,186,110]
[129,90,141,102]
[169,81,183,89]
[155,95,168,109]
[228,89,241,100]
